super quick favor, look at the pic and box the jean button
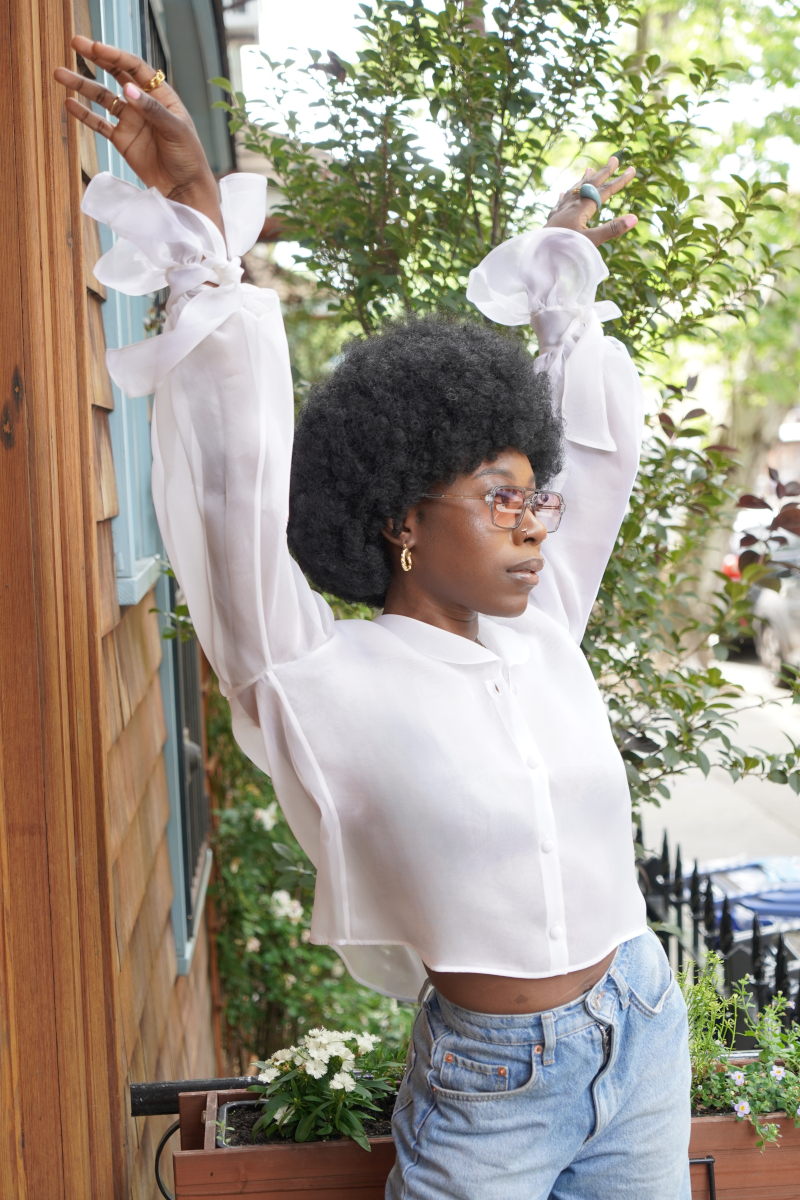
[541,839,555,854]
[549,924,564,940]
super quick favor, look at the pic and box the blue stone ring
[576,182,603,211]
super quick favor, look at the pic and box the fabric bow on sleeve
[81,172,268,398]
[466,228,621,452]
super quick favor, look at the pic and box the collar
[374,614,529,668]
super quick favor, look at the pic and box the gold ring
[143,69,166,92]
[109,95,124,118]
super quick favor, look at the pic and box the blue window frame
[87,0,231,972]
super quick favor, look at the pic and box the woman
[56,38,691,1200]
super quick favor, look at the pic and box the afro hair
[288,315,564,607]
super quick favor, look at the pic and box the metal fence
[638,832,800,1035]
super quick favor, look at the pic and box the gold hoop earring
[400,545,413,572]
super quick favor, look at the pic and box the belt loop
[608,963,630,1009]
[417,977,434,1006]
[541,1012,556,1066]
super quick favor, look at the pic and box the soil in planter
[223,1095,396,1147]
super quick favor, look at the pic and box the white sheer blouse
[83,173,648,1002]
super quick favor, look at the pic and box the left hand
[545,156,637,246]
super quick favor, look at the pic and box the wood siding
[75,0,218,1184]
[0,0,217,1194]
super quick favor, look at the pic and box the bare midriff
[423,948,617,1015]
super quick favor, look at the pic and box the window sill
[117,555,162,608]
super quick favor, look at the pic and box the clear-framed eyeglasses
[422,486,566,532]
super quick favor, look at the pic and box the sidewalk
[641,658,800,865]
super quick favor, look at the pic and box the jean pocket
[433,1043,538,1102]
[441,1050,510,1093]
[626,931,677,1018]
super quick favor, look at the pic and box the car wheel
[756,620,786,682]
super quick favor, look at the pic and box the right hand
[54,37,223,234]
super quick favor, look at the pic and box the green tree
[216,0,799,795]
[627,0,800,481]
[206,0,800,1054]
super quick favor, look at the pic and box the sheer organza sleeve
[467,228,645,642]
[82,173,333,697]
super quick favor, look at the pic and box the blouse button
[445,1053,454,1063]
[526,754,538,769]
[549,925,564,940]
[541,839,555,854]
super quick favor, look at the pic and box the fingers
[599,164,636,198]
[54,66,126,117]
[120,81,185,137]
[584,214,638,246]
[71,35,164,91]
[64,96,116,142]
[591,156,620,189]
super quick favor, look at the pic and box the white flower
[733,1099,751,1117]
[306,1059,328,1079]
[271,1048,296,1064]
[330,1071,356,1092]
[340,1054,356,1074]
[253,801,279,832]
[728,1070,745,1086]
[355,1033,381,1054]
[245,936,261,953]
[270,890,304,924]
[325,1040,350,1059]
[258,1067,280,1083]
[306,1045,331,1063]
[308,1027,325,1038]
[273,1105,288,1123]
[770,1065,786,1081]
[301,929,312,943]
[293,1053,307,1066]
[796,1105,800,1117]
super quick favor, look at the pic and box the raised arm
[467,160,644,642]
[56,40,333,696]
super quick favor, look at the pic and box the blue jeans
[387,930,691,1199]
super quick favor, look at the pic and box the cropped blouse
[83,172,648,1002]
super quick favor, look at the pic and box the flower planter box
[172,1090,396,1198]
[171,1089,800,1199]
[689,1112,800,1199]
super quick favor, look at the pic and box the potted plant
[172,1028,404,1197]
[683,954,800,1198]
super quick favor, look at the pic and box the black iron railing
[638,832,800,1028]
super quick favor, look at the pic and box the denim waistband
[429,934,641,1050]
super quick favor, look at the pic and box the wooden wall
[75,0,218,1192]
[0,0,217,1195]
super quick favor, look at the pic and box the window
[159,578,213,971]
[88,0,229,972]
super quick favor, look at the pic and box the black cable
[154,1118,181,1200]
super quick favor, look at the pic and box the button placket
[486,671,569,973]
